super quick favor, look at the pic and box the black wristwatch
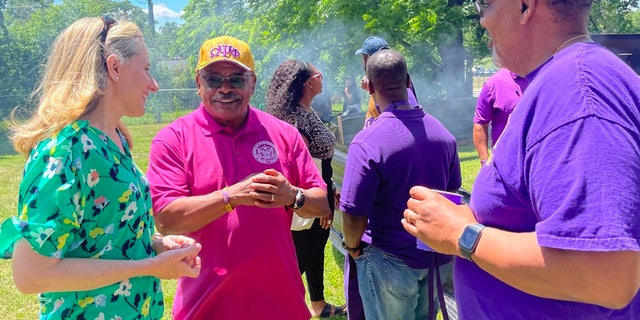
[458,223,486,261]
[341,241,364,253]
[291,188,306,210]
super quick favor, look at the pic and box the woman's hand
[319,213,333,230]
[153,234,197,254]
[150,236,202,279]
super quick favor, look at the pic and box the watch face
[293,189,305,209]
[460,226,480,249]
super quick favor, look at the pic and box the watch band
[341,241,364,253]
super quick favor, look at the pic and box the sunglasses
[475,0,488,17]
[309,72,323,81]
[99,15,116,69]
[200,74,251,89]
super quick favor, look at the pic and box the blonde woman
[0,16,201,319]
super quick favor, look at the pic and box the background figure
[355,36,419,128]
[0,16,201,319]
[340,49,461,320]
[311,89,333,124]
[266,59,346,318]
[342,75,361,116]
[146,36,331,320]
[403,1,640,319]
[472,68,527,166]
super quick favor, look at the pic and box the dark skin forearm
[473,123,490,162]
[155,169,329,235]
[342,212,368,257]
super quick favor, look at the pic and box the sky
[130,0,187,25]
[51,0,188,24]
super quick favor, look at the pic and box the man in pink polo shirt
[146,36,331,320]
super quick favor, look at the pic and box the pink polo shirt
[147,104,325,320]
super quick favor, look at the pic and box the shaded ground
[0,132,15,156]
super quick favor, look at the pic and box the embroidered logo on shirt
[252,141,278,164]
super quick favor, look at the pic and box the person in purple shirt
[403,1,640,319]
[346,35,423,320]
[473,67,527,166]
[355,36,420,128]
[340,49,462,320]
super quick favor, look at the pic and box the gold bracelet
[222,187,233,212]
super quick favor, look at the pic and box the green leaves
[1,0,639,117]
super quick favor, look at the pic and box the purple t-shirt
[473,68,528,145]
[339,107,461,269]
[463,43,640,319]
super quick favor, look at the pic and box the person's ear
[406,74,412,89]
[194,75,202,95]
[106,55,120,81]
[249,74,257,94]
[521,0,533,22]
[367,79,375,95]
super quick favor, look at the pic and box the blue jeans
[354,245,452,320]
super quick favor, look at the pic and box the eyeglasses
[99,15,116,69]
[475,0,488,17]
[309,72,323,81]
[199,74,251,89]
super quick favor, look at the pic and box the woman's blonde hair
[10,16,145,156]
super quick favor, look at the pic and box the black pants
[292,157,335,301]
[292,218,331,301]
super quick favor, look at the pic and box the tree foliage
[0,0,147,117]
[169,0,482,104]
[589,0,639,33]
[1,0,639,116]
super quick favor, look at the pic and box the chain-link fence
[2,88,201,125]
[1,89,201,155]
[128,88,200,125]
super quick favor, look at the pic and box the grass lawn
[0,122,480,319]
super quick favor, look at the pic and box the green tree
[589,0,639,33]
[172,0,478,107]
[152,22,191,89]
[0,0,147,117]
[629,9,640,31]
[3,0,640,119]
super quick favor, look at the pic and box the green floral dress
[0,120,163,319]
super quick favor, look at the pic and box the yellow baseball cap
[196,36,255,73]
